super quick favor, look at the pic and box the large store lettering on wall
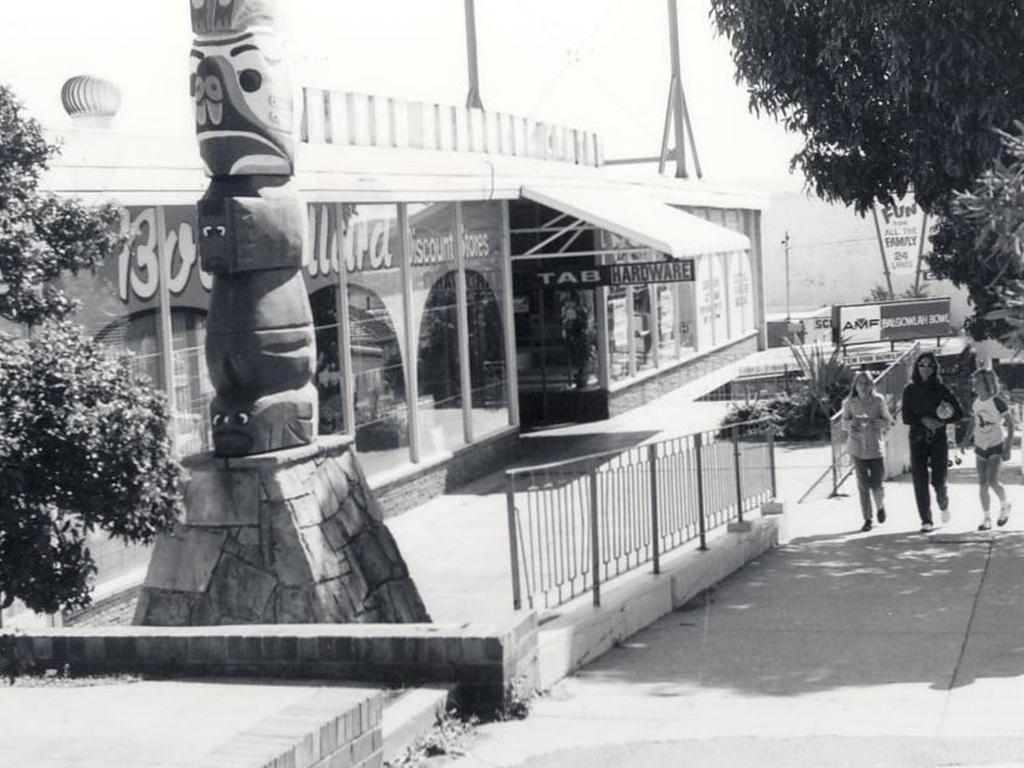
[116,204,493,304]
[117,206,213,304]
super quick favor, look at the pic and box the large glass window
[633,285,655,372]
[463,201,510,437]
[607,285,630,382]
[309,285,345,435]
[95,310,163,388]
[169,309,211,458]
[410,202,465,456]
[344,204,408,480]
[656,283,678,363]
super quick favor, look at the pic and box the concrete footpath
[446,465,1024,768]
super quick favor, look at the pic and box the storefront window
[344,204,408,480]
[95,310,163,388]
[463,201,510,437]
[410,202,465,456]
[607,286,630,382]
[633,285,655,372]
[657,284,678,363]
[170,309,211,457]
[309,285,344,435]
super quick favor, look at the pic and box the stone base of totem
[134,435,430,625]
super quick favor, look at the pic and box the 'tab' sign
[534,259,695,288]
[832,298,951,345]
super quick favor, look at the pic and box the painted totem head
[190,0,294,176]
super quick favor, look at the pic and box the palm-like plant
[785,340,852,422]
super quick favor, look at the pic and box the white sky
[0,0,804,190]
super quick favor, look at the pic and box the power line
[523,0,627,118]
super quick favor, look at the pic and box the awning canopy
[522,185,750,259]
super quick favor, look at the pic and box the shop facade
[509,191,762,427]
[42,87,765,509]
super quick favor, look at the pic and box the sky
[0,0,805,191]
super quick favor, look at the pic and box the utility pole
[782,231,791,320]
[464,0,484,109]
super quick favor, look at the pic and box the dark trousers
[910,432,948,524]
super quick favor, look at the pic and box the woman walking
[959,369,1014,530]
[841,372,894,531]
[901,351,964,532]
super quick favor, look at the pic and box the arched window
[348,283,408,473]
[466,269,509,436]
[416,270,464,455]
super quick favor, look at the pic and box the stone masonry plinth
[134,435,430,625]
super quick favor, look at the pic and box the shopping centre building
[48,85,766,510]
[3,82,766,627]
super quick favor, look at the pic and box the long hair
[973,368,1000,398]
[910,351,942,385]
[848,370,874,399]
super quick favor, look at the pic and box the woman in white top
[959,369,1015,530]
[840,371,894,532]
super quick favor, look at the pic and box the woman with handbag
[901,351,964,532]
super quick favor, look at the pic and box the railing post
[505,472,522,610]
[829,425,840,496]
[767,425,778,498]
[732,425,744,523]
[589,466,601,606]
[694,433,708,551]
[648,443,660,575]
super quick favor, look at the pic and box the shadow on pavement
[571,530,1024,697]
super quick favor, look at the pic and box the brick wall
[372,429,518,520]
[197,690,383,768]
[13,611,538,717]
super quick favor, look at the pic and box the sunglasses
[917,362,935,368]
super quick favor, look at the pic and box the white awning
[522,185,750,259]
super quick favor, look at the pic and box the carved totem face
[210,388,316,457]
[190,27,294,176]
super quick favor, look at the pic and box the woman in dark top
[901,351,964,532]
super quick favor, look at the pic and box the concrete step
[382,685,454,764]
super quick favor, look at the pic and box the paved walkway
[442,464,1024,767]
[387,356,827,623]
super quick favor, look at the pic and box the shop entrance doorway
[514,284,607,428]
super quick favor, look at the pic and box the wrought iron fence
[505,419,776,610]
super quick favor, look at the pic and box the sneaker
[940,506,951,525]
[920,522,934,533]
[877,507,887,524]
[861,520,873,532]
[998,502,1012,527]
[937,487,949,512]
[978,518,992,531]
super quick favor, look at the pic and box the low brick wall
[198,690,383,768]
[11,612,538,717]
[608,333,759,418]
[373,429,518,519]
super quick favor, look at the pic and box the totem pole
[191,0,316,456]
[133,0,429,625]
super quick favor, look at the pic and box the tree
[0,84,183,619]
[941,123,1024,347]
[710,2,1024,338]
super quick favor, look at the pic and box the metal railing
[505,419,776,610]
